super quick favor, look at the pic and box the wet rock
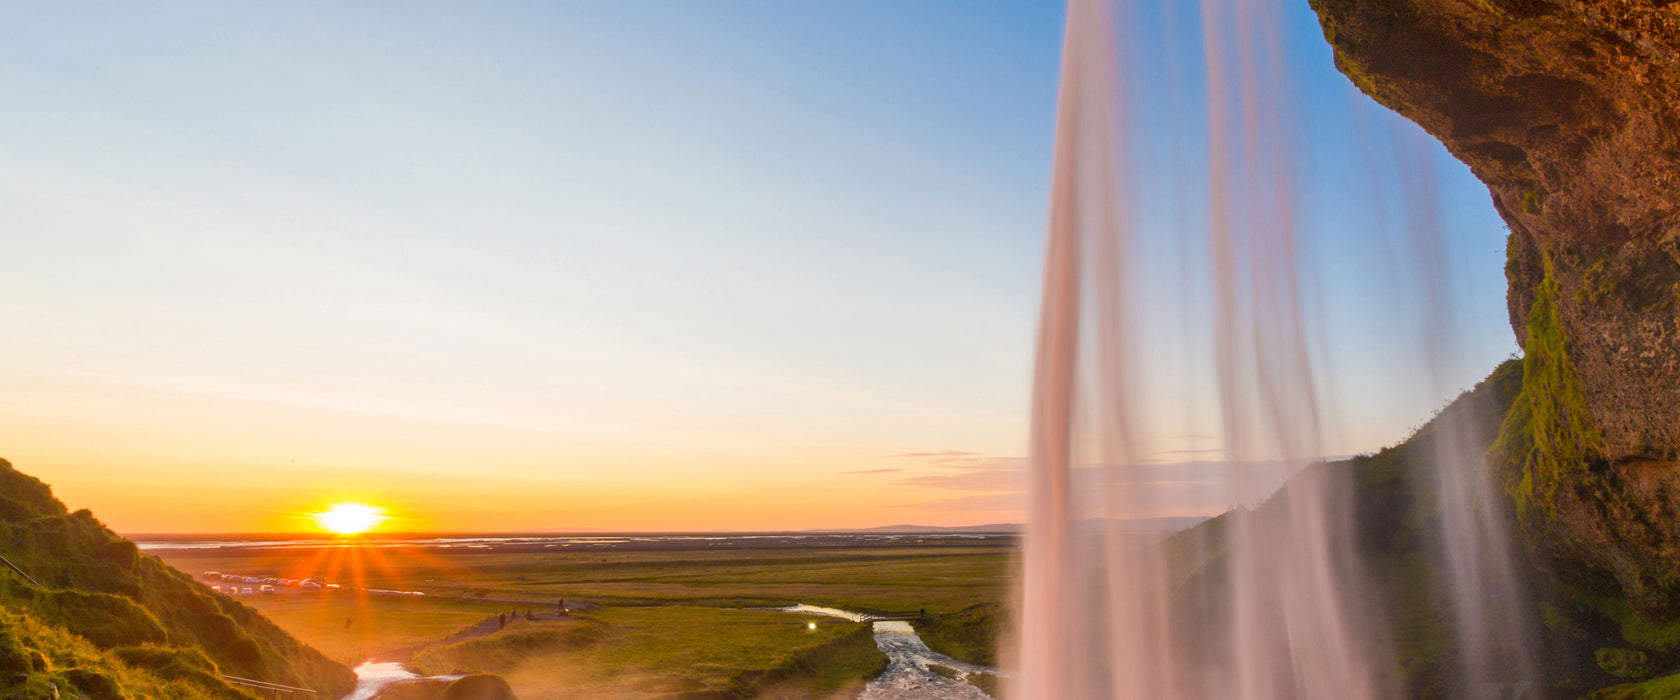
[1308,0,1680,461]
[370,678,450,700]
[442,674,517,700]
[1309,0,1680,613]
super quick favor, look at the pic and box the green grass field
[159,540,1011,613]
[154,539,1010,697]
[224,593,512,666]
[411,607,886,699]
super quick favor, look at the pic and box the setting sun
[314,504,385,535]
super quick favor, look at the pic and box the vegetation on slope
[1491,251,1601,535]
[1161,352,1680,696]
[1588,669,1680,700]
[913,603,1002,667]
[1160,360,1528,698]
[0,458,357,698]
[0,605,252,700]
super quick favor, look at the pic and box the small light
[807,622,817,630]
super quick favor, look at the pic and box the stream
[857,620,994,699]
[342,605,998,700]
[340,662,423,700]
[779,606,998,699]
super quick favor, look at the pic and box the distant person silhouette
[497,613,506,629]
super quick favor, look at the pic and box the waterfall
[1013,0,1539,697]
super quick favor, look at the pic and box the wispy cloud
[897,457,1024,492]
[840,468,902,475]
[897,450,977,458]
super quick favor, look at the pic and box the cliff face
[1308,0,1680,613]
[1310,0,1680,459]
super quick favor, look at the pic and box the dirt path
[369,608,579,663]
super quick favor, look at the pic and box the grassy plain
[158,539,1012,613]
[153,537,1012,697]
[222,594,511,666]
[411,607,886,699]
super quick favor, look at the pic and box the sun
[314,504,386,535]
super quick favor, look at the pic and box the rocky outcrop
[1307,0,1680,612]
[374,675,518,700]
[1310,0,1680,460]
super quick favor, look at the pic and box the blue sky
[0,2,1514,531]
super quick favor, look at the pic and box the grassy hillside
[1153,358,1680,697]
[1156,360,1533,698]
[0,458,357,699]
[913,603,1002,667]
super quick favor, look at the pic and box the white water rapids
[340,662,426,700]
[782,606,1000,699]
[858,621,994,700]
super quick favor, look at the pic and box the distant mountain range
[810,516,1210,535]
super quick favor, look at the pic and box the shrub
[63,668,126,700]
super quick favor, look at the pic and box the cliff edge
[1309,0,1680,618]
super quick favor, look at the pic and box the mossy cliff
[1310,0,1680,618]
[0,458,358,699]
[1307,0,1680,457]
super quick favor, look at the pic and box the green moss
[1541,601,1590,639]
[1578,259,1617,304]
[1561,584,1680,651]
[1490,249,1601,526]
[1588,670,1680,699]
[926,664,960,680]
[1522,188,1544,215]
[1596,647,1653,679]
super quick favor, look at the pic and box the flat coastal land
[145,533,1013,699]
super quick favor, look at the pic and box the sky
[0,1,1517,533]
